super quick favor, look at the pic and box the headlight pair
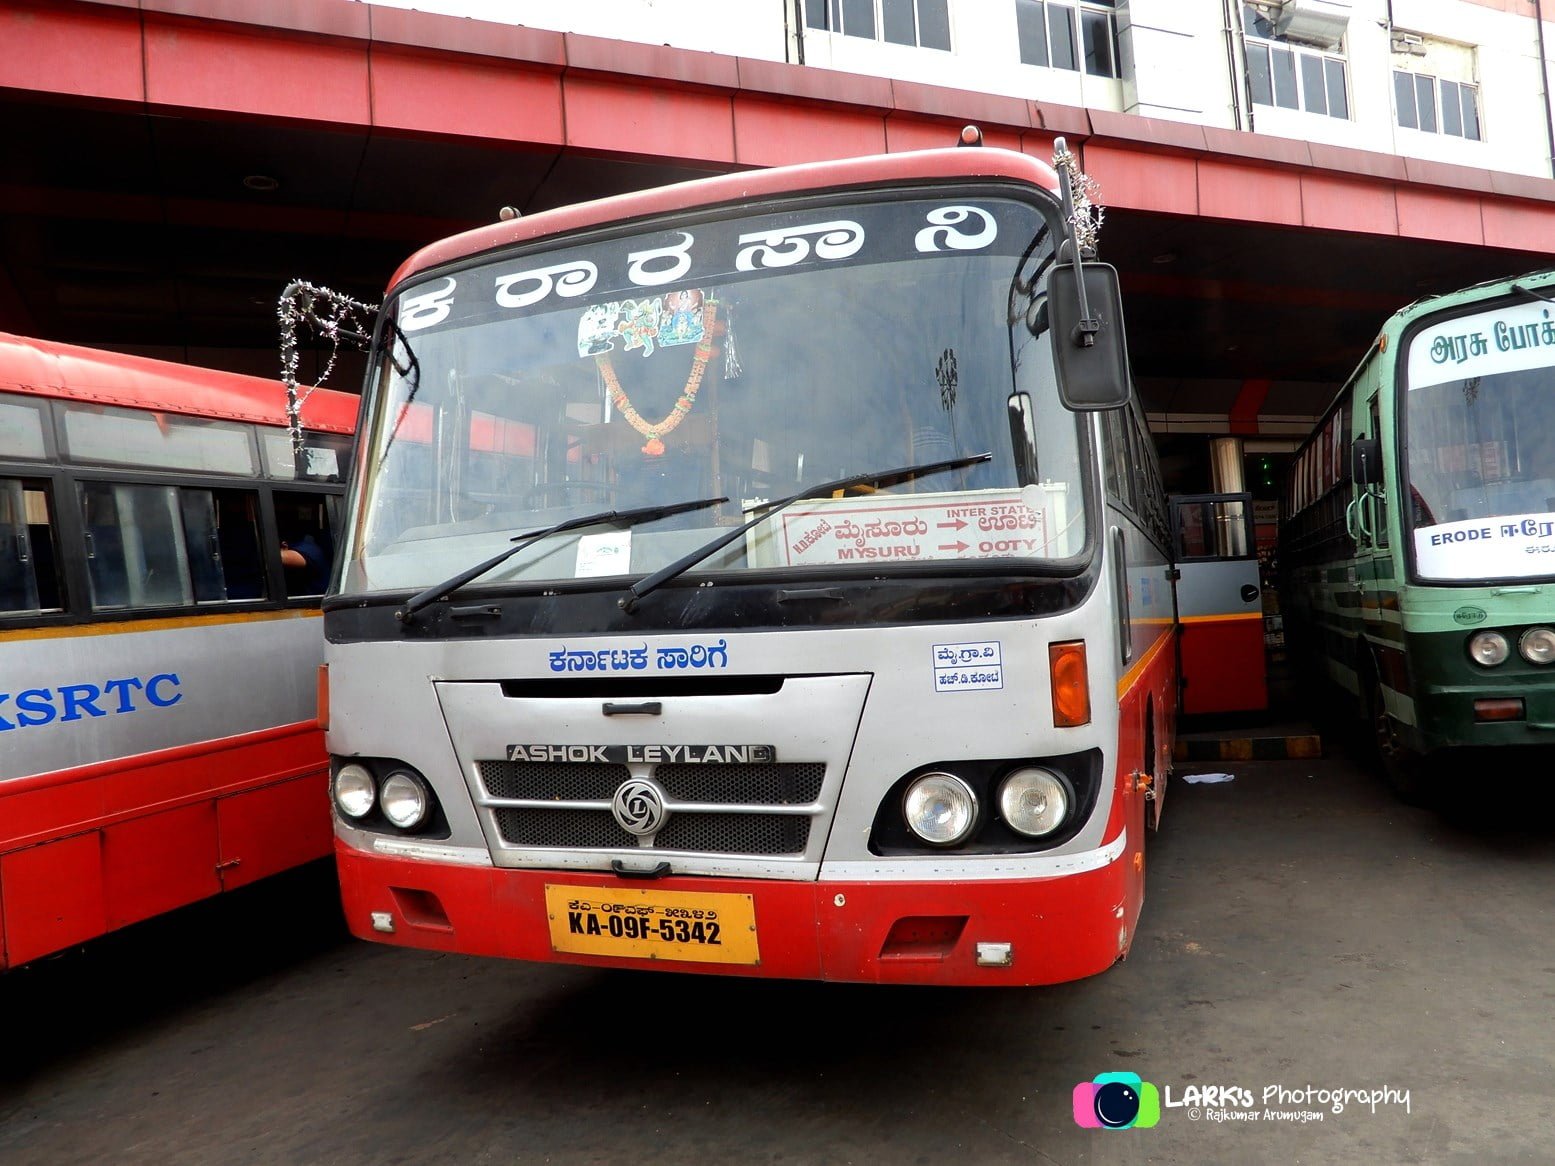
[902,766,1070,847]
[333,763,434,830]
[1469,627,1555,668]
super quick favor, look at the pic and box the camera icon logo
[1072,1071,1161,1129]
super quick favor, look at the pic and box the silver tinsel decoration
[277,279,378,459]
[1054,145,1105,257]
[722,298,742,381]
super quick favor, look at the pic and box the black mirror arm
[1053,137,1098,349]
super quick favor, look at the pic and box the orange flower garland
[596,298,718,456]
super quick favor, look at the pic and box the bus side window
[177,487,268,603]
[0,478,64,615]
[180,489,227,602]
[275,489,335,598]
[215,490,266,600]
[1102,408,1130,505]
[81,482,194,610]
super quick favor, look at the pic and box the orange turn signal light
[316,663,330,732]
[1049,640,1091,727]
[1473,697,1523,722]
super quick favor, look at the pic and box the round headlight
[380,770,431,830]
[1469,631,1510,667]
[333,763,376,819]
[998,767,1071,838]
[903,772,978,846]
[1520,626,1555,665]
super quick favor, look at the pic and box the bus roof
[388,146,1061,292]
[0,332,359,435]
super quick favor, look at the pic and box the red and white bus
[0,334,357,969]
[324,141,1177,986]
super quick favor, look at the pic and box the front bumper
[335,837,1137,987]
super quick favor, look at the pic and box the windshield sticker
[914,206,997,253]
[1414,512,1555,580]
[575,530,632,578]
[547,639,731,673]
[763,485,1077,568]
[734,220,864,271]
[578,290,708,358]
[494,260,598,310]
[933,641,1003,692]
[399,276,458,332]
[1408,301,1555,390]
[394,199,1034,335]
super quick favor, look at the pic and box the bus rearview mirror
[1046,262,1131,412]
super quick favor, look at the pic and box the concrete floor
[3,746,1553,1165]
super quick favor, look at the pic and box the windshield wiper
[618,452,991,614]
[397,496,728,624]
[1512,282,1555,305]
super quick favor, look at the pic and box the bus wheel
[1370,676,1432,806]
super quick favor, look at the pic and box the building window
[1394,71,1481,140]
[805,0,952,50]
[1015,0,1118,78]
[1242,4,1349,119]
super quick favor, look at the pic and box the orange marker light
[1049,641,1091,727]
[316,663,330,732]
[1473,697,1523,722]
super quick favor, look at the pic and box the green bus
[1280,267,1555,798]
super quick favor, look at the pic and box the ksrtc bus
[323,143,1177,986]
[1280,267,1555,798]
[0,334,357,969]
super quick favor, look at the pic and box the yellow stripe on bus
[0,607,322,642]
[1116,626,1175,698]
[1177,612,1264,624]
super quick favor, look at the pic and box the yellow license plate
[544,884,760,966]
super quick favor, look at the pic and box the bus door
[1348,392,1392,696]
[1171,492,1268,715]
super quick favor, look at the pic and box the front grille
[653,813,810,855]
[480,759,824,857]
[655,763,825,805]
[479,761,629,801]
[494,808,638,849]
[492,807,810,855]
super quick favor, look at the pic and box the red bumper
[335,840,1136,987]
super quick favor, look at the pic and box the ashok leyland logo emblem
[612,778,667,836]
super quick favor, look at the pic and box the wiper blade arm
[397,495,727,623]
[618,451,991,614]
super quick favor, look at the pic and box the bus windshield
[342,193,1088,599]
[1403,295,1555,581]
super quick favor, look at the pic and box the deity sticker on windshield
[577,289,708,358]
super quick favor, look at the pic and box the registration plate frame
[543,883,761,966]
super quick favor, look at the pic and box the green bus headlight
[1469,631,1510,667]
[1520,627,1555,665]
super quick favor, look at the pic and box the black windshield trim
[323,563,1100,643]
